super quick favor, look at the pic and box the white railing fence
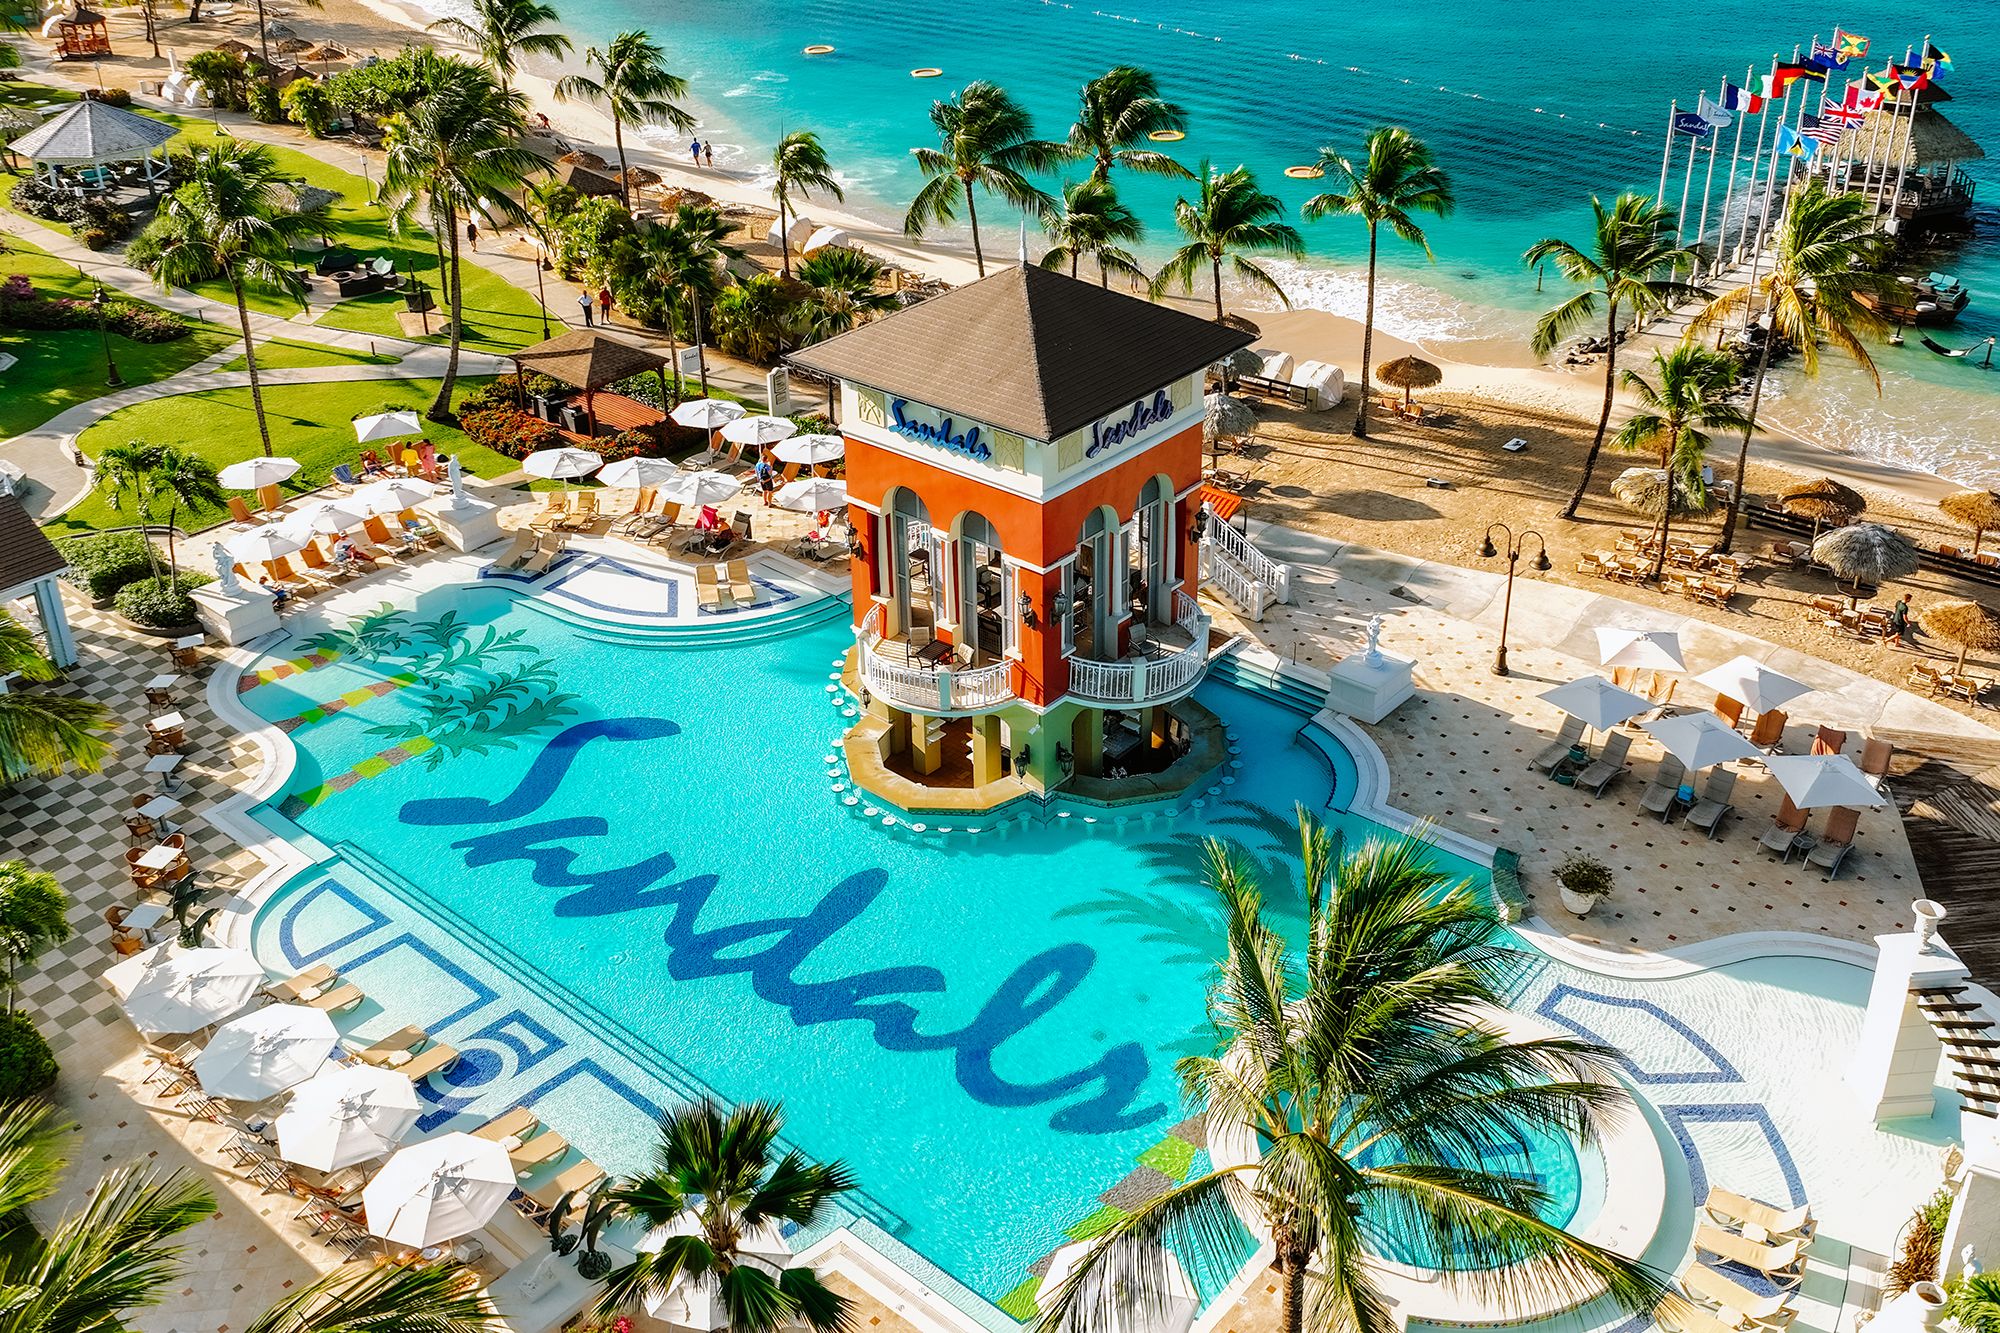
[854,603,1014,712]
[1203,517,1293,612]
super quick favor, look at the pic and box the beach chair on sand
[695,564,725,611]
[492,529,538,570]
[1530,716,1587,773]
[1639,756,1688,820]
[1684,767,1737,840]
[1712,694,1745,730]
[1694,1224,1807,1283]
[727,559,757,607]
[1575,730,1632,796]
[1805,805,1861,878]
[473,1107,539,1144]
[1704,1187,1815,1242]
[264,964,336,1003]
[1810,724,1847,756]
[1759,799,1811,861]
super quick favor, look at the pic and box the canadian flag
[1846,85,1885,113]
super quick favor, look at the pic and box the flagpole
[1861,63,1890,206]
[1741,52,1787,333]
[1676,131,1700,248]
[1657,99,1677,206]
[1886,34,1929,227]
[1692,77,1726,279]
[1717,66,1752,268]
[1786,44,1814,196]
[1750,47,1800,262]
[1734,59,1776,265]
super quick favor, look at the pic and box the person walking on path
[755,455,776,506]
[466,219,479,252]
[577,290,594,327]
[703,141,714,168]
[597,286,613,323]
[690,138,701,167]
[1888,593,1924,648]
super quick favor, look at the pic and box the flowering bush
[459,407,564,460]
[0,278,191,343]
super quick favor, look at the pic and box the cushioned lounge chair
[1703,1187,1815,1241]
[1575,730,1632,796]
[1805,805,1861,877]
[1531,716,1587,773]
[1684,767,1737,839]
[1694,1224,1806,1283]
[1639,756,1687,820]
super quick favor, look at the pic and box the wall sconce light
[1055,742,1073,775]
[1017,591,1037,628]
[1017,743,1031,769]
[1051,591,1071,620]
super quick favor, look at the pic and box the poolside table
[172,634,205,650]
[145,753,184,789]
[150,711,187,734]
[138,795,179,827]
[123,901,172,942]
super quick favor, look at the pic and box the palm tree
[379,62,541,420]
[147,445,224,579]
[905,81,1060,277]
[244,1255,501,1333]
[795,245,896,343]
[139,140,323,457]
[594,1098,854,1333]
[1066,66,1192,185]
[711,274,802,365]
[1610,345,1751,579]
[0,609,112,786]
[556,32,694,209]
[1153,162,1303,322]
[427,0,570,92]
[771,129,841,279]
[1524,194,1702,519]
[0,861,69,1012]
[1688,183,1888,552]
[661,204,741,396]
[1040,178,1145,288]
[1301,127,1454,439]
[92,440,164,579]
[1038,810,1663,1333]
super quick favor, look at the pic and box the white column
[31,576,77,669]
[1847,900,1968,1123]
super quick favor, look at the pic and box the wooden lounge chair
[1907,662,1946,695]
[695,563,725,611]
[1748,707,1787,750]
[1684,767,1737,839]
[1694,1224,1806,1282]
[1682,1260,1793,1323]
[558,491,600,531]
[350,1026,427,1065]
[473,1107,540,1144]
[264,964,336,1003]
[1759,799,1812,861]
[492,529,538,570]
[394,1043,458,1082]
[508,1130,569,1171]
[304,982,365,1014]
[1704,1187,1815,1241]
[1639,756,1688,820]
[520,537,566,576]
[1530,716,1587,773]
[1575,730,1632,796]
[517,1160,607,1219]
[726,559,757,607]
[1806,805,1861,877]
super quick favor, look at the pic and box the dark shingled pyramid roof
[787,265,1255,441]
[0,495,65,590]
[511,329,669,390]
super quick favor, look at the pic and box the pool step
[1205,652,1329,717]
[537,591,853,649]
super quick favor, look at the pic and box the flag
[1924,42,1952,77]
[1697,93,1732,127]
[1775,124,1818,160]
[1803,113,1842,148]
[1846,85,1884,113]
[1891,61,1929,90]
[1772,62,1828,96]
[1833,27,1869,59]
[1809,40,1848,72]
[1723,81,1765,114]
[1822,95,1866,127]
[1673,110,1715,138]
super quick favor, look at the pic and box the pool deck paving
[3,528,1979,1333]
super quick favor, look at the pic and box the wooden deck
[1880,729,2000,989]
[553,390,666,442]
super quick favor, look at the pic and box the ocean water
[473,0,2000,481]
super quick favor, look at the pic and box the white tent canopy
[1693,655,1813,713]
[596,456,685,489]
[521,447,603,481]
[350,477,435,514]
[1763,754,1889,810]
[1538,676,1653,732]
[224,527,305,563]
[1595,627,1686,672]
[1642,713,1761,772]
[670,398,746,431]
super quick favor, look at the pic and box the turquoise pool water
[239,580,1588,1316]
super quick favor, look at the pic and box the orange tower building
[789,265,1252,812]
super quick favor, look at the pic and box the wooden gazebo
[509,329,671,439]
[51,8,112,59]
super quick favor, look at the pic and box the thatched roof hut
[1812,522,1919,594]
[1917,599,2000,672]
[1939,489,2000,556]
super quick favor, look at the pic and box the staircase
[1913,984,2000,1118]
[1199,521,1294,620]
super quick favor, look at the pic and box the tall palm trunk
[691,287,710,395]
[1070,252,1078,279]
[431,201,466,420]
[777,191,793,278]
[663,292,682,399]
[1276,1249,1307,1333]
[1210,253,1223,321]
[1719,331,1775,554]
[231,277,275,457]
[1561,301,1621,518]
[165,499,181,579]
[1653,451,1674,582]
[611,112,631,211]
[962,178,984,276]
[1355,222,1378,439]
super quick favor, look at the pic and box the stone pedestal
[1325,651,1414,724]
[1945,1138,2000,1281]
[1847,903,1968,1124]
[416,495,502,553]
[190,583,281,645]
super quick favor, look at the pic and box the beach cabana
[1811,523,1919,596]
[509,329,672,440]
[10,99,178,192]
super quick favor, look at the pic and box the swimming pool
[237,578,1587,1320]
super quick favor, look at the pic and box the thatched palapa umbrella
[1780,477,1865,541]
[272,34,312,54]
[1919,599,2000,673]
[212,37,256,55]
[1939,489,2000,558]
[1215,347,1262,382]
[1611,467,1713,524]
[559,148,609,171]
[1377,355,1442,411]
[1812,522,1920,597]
[1204,391,1255,474]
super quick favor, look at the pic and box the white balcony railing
[854,603,1016,714]
[1064,593,1212,706]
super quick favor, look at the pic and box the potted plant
[1553,851,1615,918]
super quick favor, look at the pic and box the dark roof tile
[0,496,66,590]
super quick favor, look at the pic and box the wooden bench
[1234,373,1309,404]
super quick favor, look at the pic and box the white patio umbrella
[720,414,797,447]
[669,398,746,431]
[276,1063,420,1172]
[1642,713,1762,771]
[1036,1239,1199,1333]
[1763,754,1889,809]
[597,456,686,489]
[350,477,435,515]
[1538,676,1652,732]
[772,433,845,466]
[1692,655,1813,713]
[279,500,366,537]
[191,1003,338,1101]
[656,470,742,507]
[521,447,604,481]
[119,947,265,1037]
[353,409,424,443]
[362,1133,516,1248]
[1595,627,1686,672]
[217,456,301,490]
[224,527,305,563]
[774,478,848,512]
[636,1215,792,1324]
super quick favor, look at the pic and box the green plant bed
[221,338,402,371]
[0,1011,57,1099]
[57,530,158,600]
[113,571,213,630]
[46,377,516,537]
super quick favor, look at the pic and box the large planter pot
[111,611,201,640]
[1559,887,1603,917]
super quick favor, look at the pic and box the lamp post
[1478,522,1549,677]
[533,246,551,341]
[92,285,123,388]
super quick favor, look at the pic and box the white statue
[211,542,241,593]
[448,453,466,505]
[1364,614,1385,667]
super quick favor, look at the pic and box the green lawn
[0,238,233,438]
[221,337,401,371]
[48,376,520,537]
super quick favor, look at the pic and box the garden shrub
[82,86,131,107]
[0,1012,58,1099]
[113,572,214,629]
[6,179,131,240]
[248,78,283,123]
[459,407,564,460]
[77,226,112,251]
[0,275,190,343]
[57,531,157,600]
[281,77,333,136]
